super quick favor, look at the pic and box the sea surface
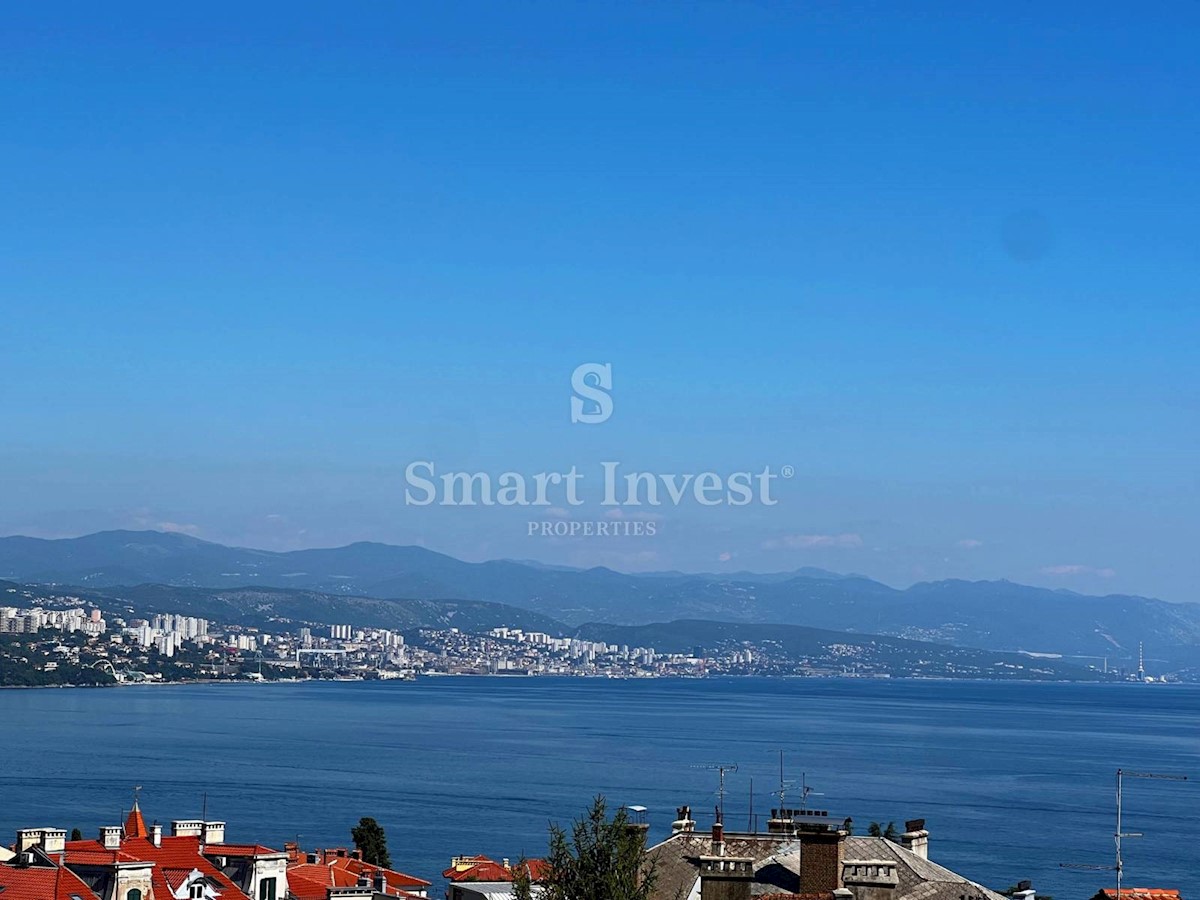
[1,678,1196,898]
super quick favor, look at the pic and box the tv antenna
[1060,768,1188,900]
[795,772,823,813]
[693,763,738,819]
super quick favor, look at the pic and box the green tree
[516,796,654,900]
[867,822,899,841]
[71,828,83,842]
[351,817,392,868]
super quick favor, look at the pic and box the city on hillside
[1,582,1180,686]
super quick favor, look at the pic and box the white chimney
[173,820,204,838]
[898,820,929,860]
[150,823,163,848]
[41,829,66,854]
[16,830,42,853]
[202,821,226,845]
[101,826,123,850]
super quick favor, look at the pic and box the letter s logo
[570,363,613,424]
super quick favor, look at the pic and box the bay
[1,678,1196,899]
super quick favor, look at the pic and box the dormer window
[128,890,143,900]
[190,883,206,900]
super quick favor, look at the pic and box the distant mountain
[2,530,1198,668]
[5,579,566,635]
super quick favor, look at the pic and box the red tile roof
[1095,890,1182,900]
[124,804,148,840]
[443,858,548,884]
[0,861,103,900]
[327,857,429,890]
[207,845,282,858]
[64,836,245,898]
[286,852,430,898]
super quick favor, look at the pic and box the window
[190,883,206,900]
[128,890,142,900]
[258,880,276,900]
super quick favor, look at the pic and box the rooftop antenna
[692,763,738,820]
[1060,768,1188,900]
[799,773,823,813]
[773,750,797,814]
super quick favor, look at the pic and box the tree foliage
[515,796,655,900]
[351,816,392,868]
[867,821,899,841]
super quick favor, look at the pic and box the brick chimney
[797,826,847,893]
[898,820,928,860]
[101,826,123,850]
[711,814,725,857]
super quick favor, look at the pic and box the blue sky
[1,2,1197,600]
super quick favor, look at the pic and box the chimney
[101,826,123,850]
[1012,881,1036,900]
[711,819,725,857]
[357,872,371,889]
[40,829,66,854]
[172,820,204,838]
[373,871,387,893]
[767,809,796,836]
[202,822,226,845]
[502,859,510,870]
[698,855,755,900]
[842,859,899,897]
[671,806,695,834]
[150,823,162,848]
[898,820,928,860]
[798,826,847,893]
[307,853,320,864]
[16,830,42,853]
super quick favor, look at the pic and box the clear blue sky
[2,2,1197,600]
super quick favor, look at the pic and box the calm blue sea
[1,679,1196,898]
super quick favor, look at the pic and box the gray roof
[843,837,1006,900]
[646,832,1005,900]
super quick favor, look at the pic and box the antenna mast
[1060,767,1188,900]
[692,763,739,821]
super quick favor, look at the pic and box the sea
[1,678,1196,899]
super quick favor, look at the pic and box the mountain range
[3,530,1198,669]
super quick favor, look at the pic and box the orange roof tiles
[124,803,148,840]
[1096,891,1182,900]
[286,851,430,898]
[0,861,103,900]
[442,858,548,884]
[64,835,244,898]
